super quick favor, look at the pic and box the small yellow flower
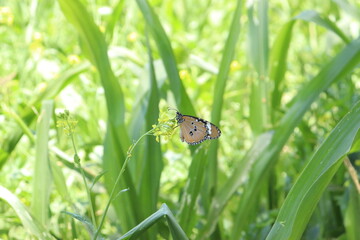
[230,60,241,72]
[99,25,106,33]
[37,82,47,92]
[33,32,43,41]
[0,7,14,25]
[56,110,78,136]
[29,32,44,55]
[127,32,138,42]
[151,111,177,142]
[179,69,190,80]
[67,54,81,64]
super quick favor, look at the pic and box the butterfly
[175,111,221,145]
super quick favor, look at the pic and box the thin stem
[66,118,97,228]
[93,129,153,240]
[344,156,360,194]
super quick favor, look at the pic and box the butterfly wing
[208,122,221,139]
[179,115,209,145]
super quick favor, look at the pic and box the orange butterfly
[175,111,221,145]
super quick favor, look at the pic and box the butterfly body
[175,111,221,145]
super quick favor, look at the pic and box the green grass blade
[57,0,136,231]
[269,21,295,122]
[50,157,71,203]
[31,100,53,228]
[248,0,269,75]
[0,186,50,239]
[30,63,91,106]
[105,0,125,41]
[231,38,360,238]
[211,0,242,125]
[119,204,188,240]
[266,100,360,240]
[178,147,206,233]
[57,0,125,121]
[197,131,274,240]
[177,1,242,233]
[136,0,195,114]
[135,33,163,239]
[344,183,360,240]
[1,104,35,143]
[62,211,96,237]
[333,0,360,21]
[202,0,242,222]
[248,0,270,134]
[295,10,350,43]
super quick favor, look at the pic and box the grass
[0,0,360,239]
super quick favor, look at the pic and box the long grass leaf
[0,186,50,239]
[50,157,71,203]
[197,131,274,240]
[205,0,242,208]
[231,38,360,238]
[344,183,360,240]
[266,100,360,240]
[295,10,350,43]
[135,32,163,239]
[105,0,125,41]
[333,0,360,21]
[178,147,206,233]
[136,0,195,114]
[31,100,53,227]
[57,0,136,231]
[118,204,188,240]
[178,1,243,234]
[248,0,270,134]
[269,21,295,122]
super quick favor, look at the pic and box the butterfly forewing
[179,116,209,144]
[176,111,221,145]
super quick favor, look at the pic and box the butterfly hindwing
[208,122,221,139]
[176,111,221,145]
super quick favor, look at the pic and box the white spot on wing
[206,122,212,135]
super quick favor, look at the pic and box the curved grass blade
[62,211,97,238]
[178,147,206,233]
[270,20,295,122]
[333,0,360,21]
[178,0,243,234]
[132,32,163,239]
[57,0,138,232]
[266,100,360,240]
[197,131,274,240]
[231,38,360,238]
[105,0,125,41]
[295,10,350,43]
[118,204,188,240]
[136,0,195,115]
[31,100,53,227]
[248,0,270,135]
[344,182,360,240]
[0,186,51,239]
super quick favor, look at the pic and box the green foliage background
[0,0,360,239]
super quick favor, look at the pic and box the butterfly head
[175,111,184,123]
